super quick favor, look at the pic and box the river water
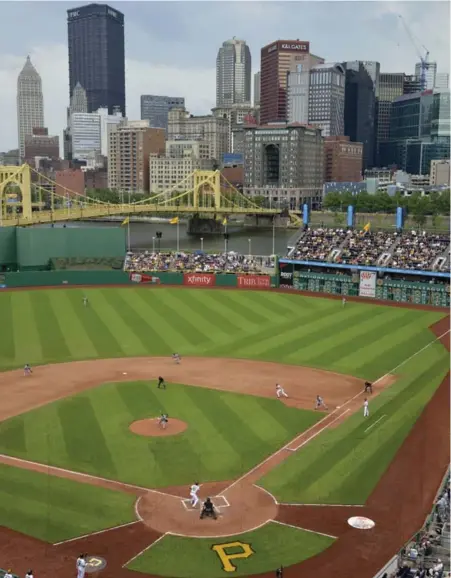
[39,221,294,256]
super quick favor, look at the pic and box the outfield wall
[0,269,448,308]
[0,227,126,270]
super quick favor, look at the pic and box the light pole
[272,217,276,256]
[200,237,204,251]
[248,238,252,257]
[152,236,155,252]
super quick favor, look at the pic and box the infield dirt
[0,317,449,578]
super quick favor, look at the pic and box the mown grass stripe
[224,290,289,323]
[49,291,98,359]
[143,290,209,347]
[161,288,229,346]
[304,309,415,366]
[105,289,172,355]
[131,289,192,352]
[11,292,43,366]
[212,291,269,326]
[245,303,375,360]
[186,289,248,335]
[0,292,14,363]
[66,290,125,358]
[30,292,72,363]
[97,290,149,356]
[248,291,303,318]
[205,301,337,358]
[56,396,117,477]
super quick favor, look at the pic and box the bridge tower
[193,170,221,210]
[0,164,32,221]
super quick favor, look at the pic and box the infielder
[190,482,200,507]
[363,398,369,417]
[276,383,288,398]
[315,395,328,410]
[364,381,373,394]
[158,413,168,429]
[76,555,87,578]
[172,353,181,364]
[24,364,32,376]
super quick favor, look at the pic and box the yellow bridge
[0,164,303,227]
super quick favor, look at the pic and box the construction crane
[398,14,430,91]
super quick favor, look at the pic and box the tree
[323,192,341,211]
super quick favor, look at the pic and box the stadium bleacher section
[288,228,450,272]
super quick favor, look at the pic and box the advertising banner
[183,273,216,287]
[359,271,377,298]
[237,275,271,288]
[129,273,161,284]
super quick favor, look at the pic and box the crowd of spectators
[390,478,450,578]
[289,228,348,261]
[288,228,450,272]
[124,251,274,274]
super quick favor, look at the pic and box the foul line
[219,329,449,496]
[271,519,337,540]
[280,502,364,507]
[53,520,140,546]
[123,532,168,567]
[287,409,350,452]
[364,414,386,433]
[0,453,180,501]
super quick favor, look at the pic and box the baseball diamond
[0,285,449,578]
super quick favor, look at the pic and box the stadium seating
[288,228,451,272]
[124,251,274,273]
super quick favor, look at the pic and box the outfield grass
[0,462,136,542]
[0,382,320,487]
[128,522,334,577]
[0,288,444,380]
[260,340,449,504]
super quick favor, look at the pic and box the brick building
[324,136,363,182]
[24,127,59,163]
[55,169,85,197]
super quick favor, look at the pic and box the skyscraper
[216,38,251,107]
[342,61,378,169]
[70,82,88,114]
[253,72,261,106]
[376,73,405,166]
[67,4,125,116]
[17,56,45,161]
[308,63,346,137]
[140,95,185,131]
[260,40,324,125]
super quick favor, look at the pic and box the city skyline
[0,1,449,152]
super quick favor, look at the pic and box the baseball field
[0,286,449,578]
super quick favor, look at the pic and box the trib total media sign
[267,41,310,54]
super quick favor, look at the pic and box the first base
[123,372,127,375]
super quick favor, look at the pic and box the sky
[0,0,449,152]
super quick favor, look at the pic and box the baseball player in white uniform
[76,555,87,578]
[315,395,328,410]
[172,353,181,364]
[276,384,288,398]
[363,398,369,417]
[190,482,200,507]
[342,297,346,307]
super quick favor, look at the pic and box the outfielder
[363,398,369,417]
[83,296,88,307]
[276,383,288,398]
[342,297,346,307]
[190,482,200,507]
[315,395,328,410]
[24,364,32,376]
[76,555,87,578]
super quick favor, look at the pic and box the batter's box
[180,495,230,511]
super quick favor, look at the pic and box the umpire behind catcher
[200,498,217,520]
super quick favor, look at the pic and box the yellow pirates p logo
[212,541,255,572]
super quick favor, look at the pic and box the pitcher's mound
[129,418,188,437]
